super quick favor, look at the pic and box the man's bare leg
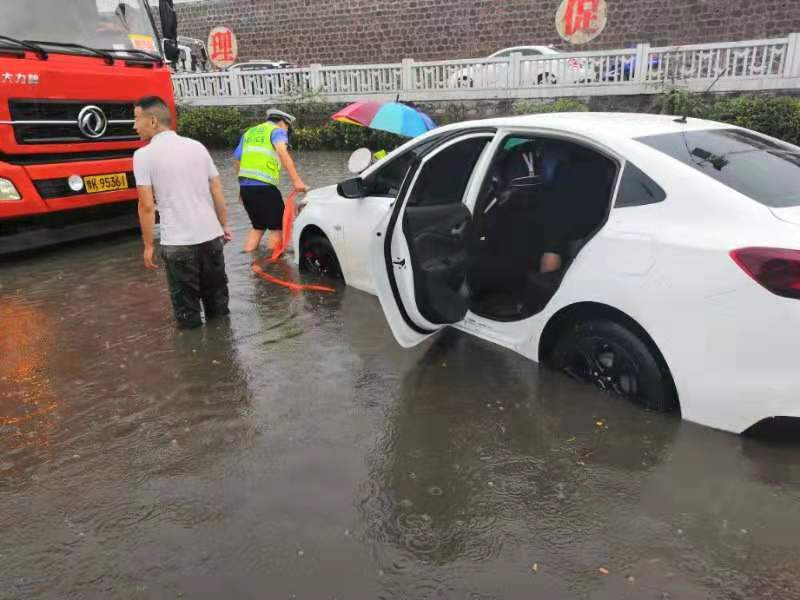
[266,230,282,252]
[244,229,265,253]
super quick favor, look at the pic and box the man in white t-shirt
[133,96,232,329]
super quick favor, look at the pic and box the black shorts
[240,184,284,231]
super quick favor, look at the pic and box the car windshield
[0,0,160,56]
[636,128,800,208]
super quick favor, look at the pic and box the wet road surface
[2,151,800,600]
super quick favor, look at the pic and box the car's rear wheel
[537,73,558,85]
[550,319,678,413]
[300,234,343,280]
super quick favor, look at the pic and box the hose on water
[250,191,336,293]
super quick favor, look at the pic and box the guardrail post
[784,33,800,77]
[401,58,415,92]
[310,63,322,91]
[509,52,522,88]
[229,71,240,97]
[635,43,651,82]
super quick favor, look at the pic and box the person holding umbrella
[233,108,309,253]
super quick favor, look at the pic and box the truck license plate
[84,173,128,194]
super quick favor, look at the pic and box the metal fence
[173,34,800,105]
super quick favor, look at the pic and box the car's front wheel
[550,319,678,413]
[300,234,343,280]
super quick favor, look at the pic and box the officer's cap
[266,108,296,126]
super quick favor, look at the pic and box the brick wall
[169,0,800,65]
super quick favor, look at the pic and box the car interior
[380,132,618,328]
[466,135,618,320]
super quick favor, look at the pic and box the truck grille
[33,171,137,200]
[8,100,138,144]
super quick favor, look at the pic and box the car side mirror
[337,177,366,199]
[163,39,180,62]
[348,147,373,174]
[160,0,180,61]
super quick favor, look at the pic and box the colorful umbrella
[332,101,436,138]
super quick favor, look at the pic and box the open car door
[370,133,495,347]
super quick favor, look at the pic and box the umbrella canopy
[332,101,436,138]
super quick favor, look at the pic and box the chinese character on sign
[556,0,608,45]
[207,26,238,69]
[28,74,39,85]
[15,73,26,83]
[2,73,12,83]
[565,0,600,37]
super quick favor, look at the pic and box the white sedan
[449,45,594,88]
[293,113,800,434]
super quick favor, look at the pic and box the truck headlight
[0,178,21,201]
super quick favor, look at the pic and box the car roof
[491,45,559,55]
[437,112,735,143]
[234,60,286,66]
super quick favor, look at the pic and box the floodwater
[2,151,800,600]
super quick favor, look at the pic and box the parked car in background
[293,112,800,435]
[226,60,307,95]
[227,60,296,72]
[449,45,593,88]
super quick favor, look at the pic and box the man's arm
[275,142,308,193]
[209,175,232,242]
[137,185,158,269]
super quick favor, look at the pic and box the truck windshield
[0,0,161,57]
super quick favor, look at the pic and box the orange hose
[251,191,336,293]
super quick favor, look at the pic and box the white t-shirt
[133,130,224,246]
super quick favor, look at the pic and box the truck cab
[0,0,178,253]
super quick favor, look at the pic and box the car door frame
[454,126,626,355]
[370,128,498,347]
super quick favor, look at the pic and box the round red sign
[555,0,608,45]
[207,26,238,69]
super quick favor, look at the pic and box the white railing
[173,34,800,105]
[646,38,791,82]
[236,67,313,98]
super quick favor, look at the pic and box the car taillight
[730,247,800,299]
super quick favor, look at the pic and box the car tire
[300,234,343,280]
[550,319,678,413]
[537,73,557,85]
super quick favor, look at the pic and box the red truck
[0,0,179,254]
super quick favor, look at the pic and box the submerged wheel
[300,234,343,279]
[550,319,678,413]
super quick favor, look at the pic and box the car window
[407,137,491,207]
[366,134,451,197]
[493,50,511,57]
[368,152,416,197]
[636,128,800,208]
[615,162,666,208]
[520,49,542,56]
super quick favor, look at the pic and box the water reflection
[0,300,58,459]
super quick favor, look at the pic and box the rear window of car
[636,128,800,208]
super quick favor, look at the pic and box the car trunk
[771,206,800,227]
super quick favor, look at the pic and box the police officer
[233,108,309,253]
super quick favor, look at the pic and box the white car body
[450,45,593,88]
[227,60,294,71]
[293,113,800,434]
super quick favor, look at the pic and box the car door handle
[392,258,406,267]
[451,222,468,237]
